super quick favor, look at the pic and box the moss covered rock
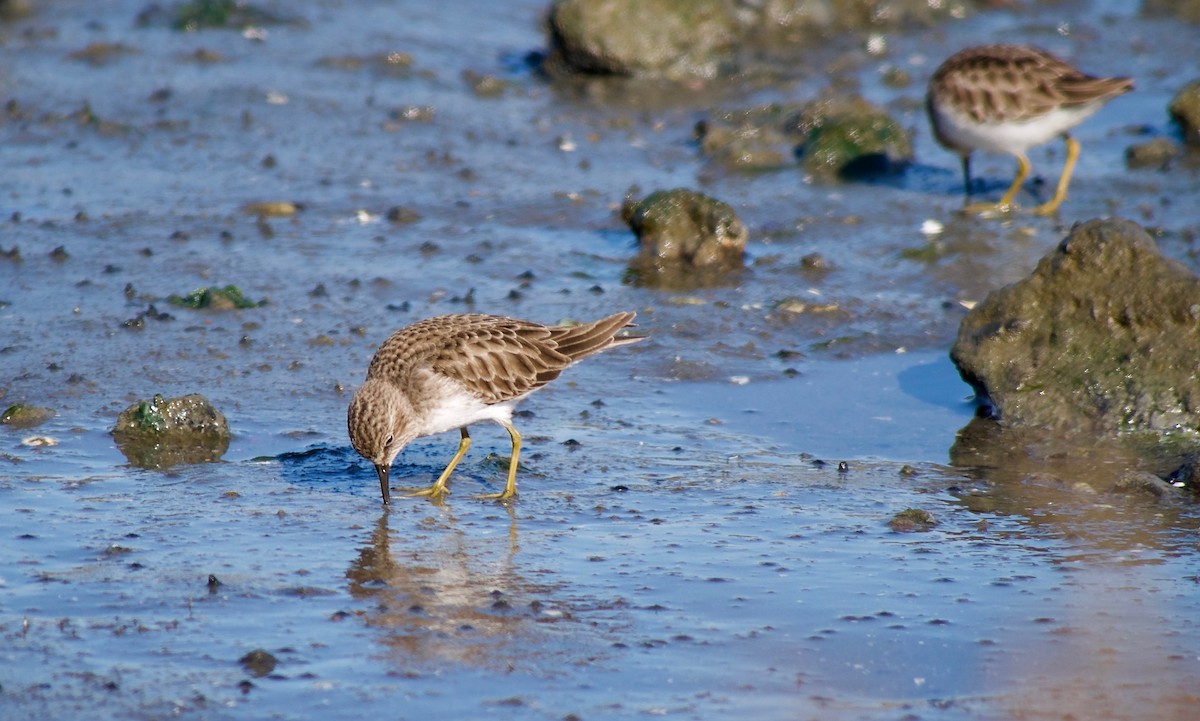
[168,285,264,310]
[888,508,938,532]
[792,95,913,179]
[622,188,747,288]
[112,393,231,468]
[952,218,1200,436]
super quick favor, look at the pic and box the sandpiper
[926,44,1133,215]
[347,312,644,503]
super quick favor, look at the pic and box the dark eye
[385,434,394,446]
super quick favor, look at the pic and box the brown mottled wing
[365,314,498,381]
[427,315,574,404]
[934,45,1131,124]
[367,313,642,405]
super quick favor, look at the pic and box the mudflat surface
[2,1,1200,719]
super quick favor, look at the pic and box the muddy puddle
[3,1,1200,719]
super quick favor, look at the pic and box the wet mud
[3,1,1200,720]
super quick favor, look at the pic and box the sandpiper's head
[347,378,413,504]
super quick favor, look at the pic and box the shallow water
[3,1,1200,719]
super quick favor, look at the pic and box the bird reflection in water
[345,507,573,670]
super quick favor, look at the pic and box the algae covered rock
[168,284,264,310]
[112,393,231,468]
[698,96,911,179]
[546,0,741,79]
[1,403,55,429]
[622,188,747,288]
[951,218,1200,436]
[791,95,913,179]
[169,0,292,31]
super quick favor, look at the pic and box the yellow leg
[399,427,470,500]
[963,153,1030,215]
[477,422,521,502]
[997,153,1030,208]
[1032,135,1079,216]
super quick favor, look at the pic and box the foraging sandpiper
[347,312,644,503]
[926,44,1133,215]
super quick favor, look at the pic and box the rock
[695,105,800,171]
[112,393,231,468]
[385,206,421,224]
[545,0,742,79]
[168,0,292,32]
[168,284,264,310]
[238,648,277,677]
[951,218,1200,435]
[1110,470,1177,500]
[622,188,748,288]
[1164,455,1199,492]
[1,403,55,429]
[888,508,937,532]
[1143,0,1200,23]
[0,0,32,22]
[1125,137,1182,169]
[544,0,973,79]
[791,95,913,179]
[697,96,911,179]
[1168,79,1200,147]
[745,0,972,34]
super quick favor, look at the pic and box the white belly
[931,102,1104,156]
[414,372,517,436]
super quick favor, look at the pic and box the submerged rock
[888,508,938,532]
[1111,470,1178,500]
[951,218,1200,436]
[112,393,231,468]
[1168,79,1200,147]
[238,648,277,677]
[622,188,747,288]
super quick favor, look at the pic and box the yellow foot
[396,484,450,501]
[1030,200,1063,217]
[474,489,518,503]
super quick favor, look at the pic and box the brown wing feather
[548,311,639,361]
[428,317,572,404]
